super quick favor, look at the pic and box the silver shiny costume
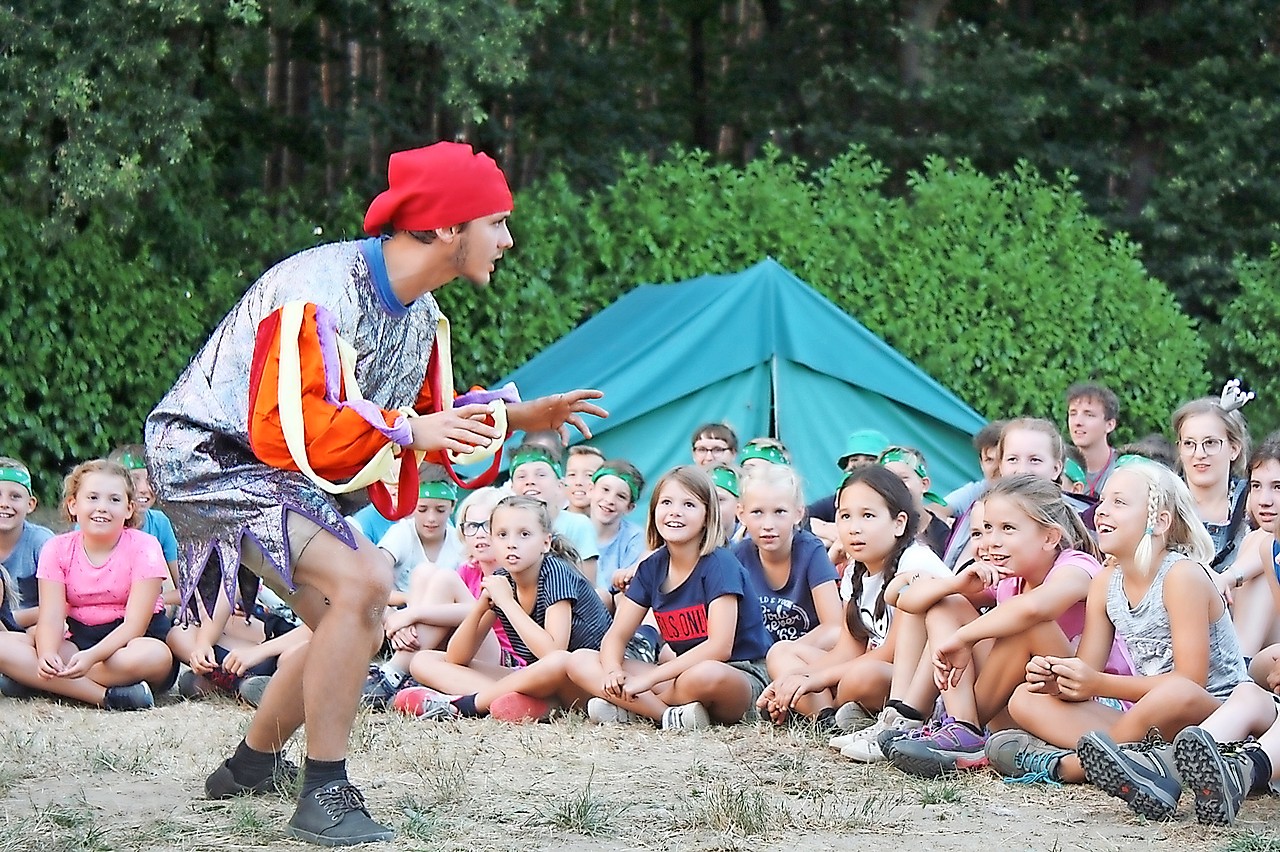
[144,240,439,609]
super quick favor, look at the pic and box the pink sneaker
[489,692,553,724]
[392,686,458,716]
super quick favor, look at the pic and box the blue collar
[358,237,410,317]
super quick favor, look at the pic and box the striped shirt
[494,555,611,664]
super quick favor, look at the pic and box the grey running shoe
[1173,726,1252,826]
[985,728,1072,784]
[833,701,875,732]
[103,681,154,711]
[358,669,402,710]
[177,669,214,699]
[1077,728,1180,820]
[237,675,272,708]
[0,673,36,699]
[285,781,395,846]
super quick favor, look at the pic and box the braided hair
[837,465,919,644]
[1113,459,1215,575]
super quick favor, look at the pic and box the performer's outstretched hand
[410,403,503,454]
[507,389,607,443]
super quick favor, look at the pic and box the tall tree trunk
[689,10,711,150]
[319,17,335,195]
[899,0,949,89]
[263,29,278,192]
[1122,0,1173,217]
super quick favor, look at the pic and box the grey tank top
[1106,550,1247,699]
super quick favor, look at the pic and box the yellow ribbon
[276,303,505,492]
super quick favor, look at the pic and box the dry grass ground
[1,695,1278,852]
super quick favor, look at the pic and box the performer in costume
[145,142,605,846]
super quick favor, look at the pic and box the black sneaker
[286,781,395,846]
[0,673,36,699]
[205,755,300,799]
[103,681,154,710]
[359,670,402,710]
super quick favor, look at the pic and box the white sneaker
[837,707,923,762]
[833,701,875,732]
[661,702,711,731]
[587,696,644,724]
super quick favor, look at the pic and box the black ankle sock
[452,694,480,717]
[228,739,282,784]
[1247,747,1273,794]
[815,707,837,723]
[301,758,348,797]
[955,720,983,736]
[888,700,923,721]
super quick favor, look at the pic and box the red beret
[363,142,514,236]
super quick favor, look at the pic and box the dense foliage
[0,0,1273,497]
[485,148,1208,440]
[1217,245,1280,438]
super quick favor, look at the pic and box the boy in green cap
[0,458,53,635]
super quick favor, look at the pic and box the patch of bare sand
[1,696,1277,851]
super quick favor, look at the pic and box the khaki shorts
[727,657,770,723]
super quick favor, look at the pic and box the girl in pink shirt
[0,460,174,709]
[887,473,1128,775]
[360,486,520,709]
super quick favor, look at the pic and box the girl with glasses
[1171,395,1251,579]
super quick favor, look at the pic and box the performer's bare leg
[206,525,394,846]
[243,530,388,754]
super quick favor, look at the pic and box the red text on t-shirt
[655,604,709,644]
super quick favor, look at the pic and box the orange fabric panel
[248,303,433,480]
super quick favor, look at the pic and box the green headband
[119,451,147,471]
[592,467,640,503]
[878,447,927,481]
[0,467,32,493]
[1063,457,1087,485]
[1115,454,1150,468]
[739,443,789,466]
[709,466,740,498]
[419,480,459,501]
[510,447,565,479]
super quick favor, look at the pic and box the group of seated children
[0,453,302,710]
[4,379,1280,831]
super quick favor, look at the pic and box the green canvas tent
[494,258,987,504]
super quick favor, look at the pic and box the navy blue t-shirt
[734,529,838,643]
[625,546,772,661]
[494,555,612,664]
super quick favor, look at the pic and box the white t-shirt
[376,520,465,592]
[841,543,950,648]
[553,510,600,562]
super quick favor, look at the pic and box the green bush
[1215,244,1280,437]
[483,147,1208,440]
[801,155,1209,437]
[1,145,1210,503]
[0,194,349,506]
